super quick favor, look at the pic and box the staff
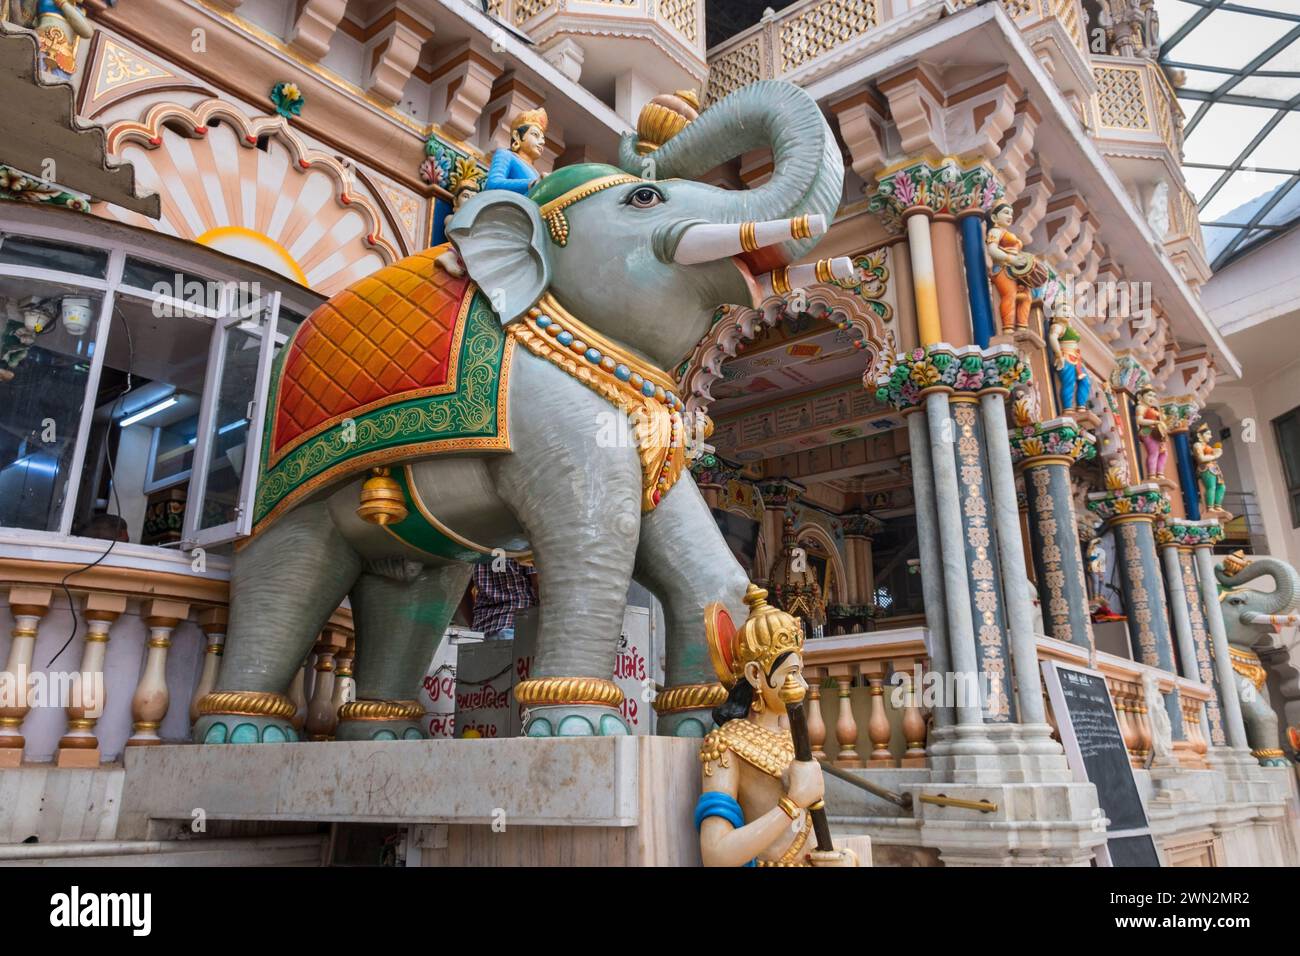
[780,674,834,852]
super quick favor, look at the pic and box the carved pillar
[905,408,953,729]
[931,215,971,348]
[58,593,127,767]
[189,607,227,724]
[129,600,191,746]
[960,209,996,347]
[1163,525,1228,748]
[841,512,880,614]
[756,479,803,587]
[1163,399,1201,520]
[949,394,1015,721]
[1087,486,1185,741]
[331,636,357,716]
[0,588,52,767]
[1013,421,1097,650]
[1192,529,1250,751]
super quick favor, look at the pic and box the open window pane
[70,292,213,545]
[0,277,102,532]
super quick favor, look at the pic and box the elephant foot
[335,700,428,741]
[522,704,629,738]
[514,676,629,737]
[194,713,299,744]
[1251,749,1288,767]
[652,683,726,738]
[193,691,299,744]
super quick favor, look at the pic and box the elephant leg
[196,502,362,744]
[635,475,749,737]
[489,360,644,737]
[338,560,473,742]
[1238,676,1286,765]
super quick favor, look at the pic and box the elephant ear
[447,190,551,325]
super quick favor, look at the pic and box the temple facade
[0,0,1296,867]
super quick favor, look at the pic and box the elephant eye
[626,186,664,209]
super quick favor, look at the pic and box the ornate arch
[676,248,895,416]
[792,521,847,607]
[99,99,400,294]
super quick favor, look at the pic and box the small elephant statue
[194,80,846,745]
[1215,554,1300,766]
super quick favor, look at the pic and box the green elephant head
[447,80,845,372]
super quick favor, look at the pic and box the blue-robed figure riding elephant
[193,80,845,744]
[1215,555,1300,767]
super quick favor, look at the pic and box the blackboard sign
[1041,660,1162,867]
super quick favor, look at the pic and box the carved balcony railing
[799,623,1217,772]
[0,530,353,767]
[1091,54,1184,161]
[703,0,885,103]
[493,0,707,78]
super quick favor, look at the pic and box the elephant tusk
[754,257,856,298]
[1241,611,1300,628]
[672,214,827,265]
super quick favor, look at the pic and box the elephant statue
[1215,555,1300,766]
[193,80,845,744]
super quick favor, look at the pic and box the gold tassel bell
[357,467,409,526]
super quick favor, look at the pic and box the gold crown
[512,107,548,135]
[1221,549,1249,577]
[708,585,805,689]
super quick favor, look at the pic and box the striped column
[1087,486,1184,739]
[1011,420,1097,650]
[950,395,1014,721]
[905,210,942,346]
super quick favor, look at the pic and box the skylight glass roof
[1159,0,1300,269]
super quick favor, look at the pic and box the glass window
[70,293,214,546]
[120,257,219,309]
[0,234,109,278]
[1274,407,1300,529]
[0,277,103,532]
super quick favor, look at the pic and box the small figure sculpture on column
[1047,299,1092,414]
[1192,421,1228,517]
[486,107,548,195]
[436,157,485,277]
[985,201,1046,334]
[2,0,94,79]
[1085,533,1124,622]
[1134,385,1169,480]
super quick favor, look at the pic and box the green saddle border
[250,286,513,536]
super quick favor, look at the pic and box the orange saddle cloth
[252,246,513,535]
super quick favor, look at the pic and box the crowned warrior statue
[1192,420,1228,516]
[985,201,1047,334]
[696,585,863,867]
[486,107,548,195]
[1134,384,1168,480]
[2,0,94,79]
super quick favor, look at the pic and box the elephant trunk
[619,80,844,266]
[1216,556,1300,616]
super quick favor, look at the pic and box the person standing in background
[471,559,538,641]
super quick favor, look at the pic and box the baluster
[829,664,865,768]
[1044,689,1060,742]
[860,664,891,768]
[305,628,347,741]
[58,593,126,767]
[896,659,928,767]
[331,636,356,717]
[1109,679,1138,762]
[287,657,309,733]
[0,587,53,767]
[1133,689,1152,762]
[128,599,190,746]
[189,607,227,723]
[806,666,827,762]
